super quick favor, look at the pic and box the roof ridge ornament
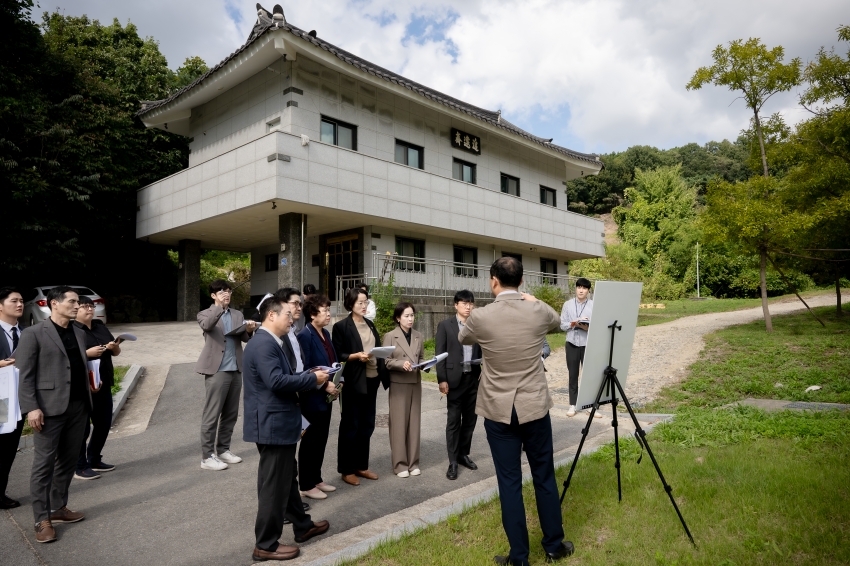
[272,4,286,27]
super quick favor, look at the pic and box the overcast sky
[41,0,850,154]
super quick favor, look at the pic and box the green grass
[645,307,850,412]
[342,301,850,565]
[22,365,130,436]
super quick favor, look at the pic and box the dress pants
[255,443,313,552]
[200,370,241,458]
[565,343,585,406]
[298,404,333,491]
[484,407,564,566]
[77,386,113,470]
[337,376,380,475]
[445,374,478,464]
[0,418,25,496]
[30,399,88,523]
[388,381,421,474]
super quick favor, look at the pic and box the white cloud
[42,0,850,152]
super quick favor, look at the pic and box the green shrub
[371,274,402,339]
[527,283,567,313]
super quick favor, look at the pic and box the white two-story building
[135,4,605,320]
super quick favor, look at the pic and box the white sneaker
[217,450,243,464]
[201,455,228,471]
[397,470,410,478]
[566,405,576,417]
[410,468,421,476]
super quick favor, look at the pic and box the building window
[540,258,557,284]
[453,245,478,277]
[452,158,476,184]
[266,117,281,133]
[395,237,425,272]
[501,173,520,197]
[540,186,556,207]
[264,253,278,272]
[502,251,522,264]
[320,116,357,150]
[395,140,424,169]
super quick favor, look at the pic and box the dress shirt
[287,326,304,372]
[457,316,473,364]
[258,326,283,347]
[1,319,21,355]
[560,298,593,348]
[217,309,239,372]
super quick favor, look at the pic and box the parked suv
[22,286,107,327]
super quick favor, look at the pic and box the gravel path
[546,293,847,408]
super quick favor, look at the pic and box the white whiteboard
[574,281,642,410]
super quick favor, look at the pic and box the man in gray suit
[17,286,92,543]
[196,279,256,471]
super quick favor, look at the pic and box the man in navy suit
[243,291,331,561]
[0,287,25,509]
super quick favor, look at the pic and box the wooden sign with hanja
[450,127,481,155]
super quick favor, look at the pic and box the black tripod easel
[559,321,695,547]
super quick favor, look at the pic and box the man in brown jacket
[459,257,573,566]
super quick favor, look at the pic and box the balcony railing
[335,252,591,311]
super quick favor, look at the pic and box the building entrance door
[325,233,360,300]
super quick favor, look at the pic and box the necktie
[11,326,18,352]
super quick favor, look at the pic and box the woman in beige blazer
[383,302,425,477]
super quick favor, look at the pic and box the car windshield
[71,287,95,296]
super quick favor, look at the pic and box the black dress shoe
[0,495,21,509]
[545,541,575,562]
[459,456,478,470]
[494,556,526,566]
[446,463,458,480]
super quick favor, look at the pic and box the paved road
[3,364,592,566]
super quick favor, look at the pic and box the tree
[687,38,802,331]
[171,55,209,91]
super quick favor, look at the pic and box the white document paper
[0,366,21,433]
[469,358,483,366]
[301,415,310,433]
[308,362,343,376]
[369,346,396,359]
[87,359,102,390]
[113,333,137,343]
[412,352,448,371]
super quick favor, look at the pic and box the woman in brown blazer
[383,302,425,478]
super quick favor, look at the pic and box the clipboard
[225,323,247,336]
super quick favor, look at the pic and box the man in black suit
[436,290,482,480]
[0,287,25,509]
[242,291,330,561]
[17,286,92,543]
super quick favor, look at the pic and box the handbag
[87,359,102,392]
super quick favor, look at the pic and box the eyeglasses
[287,300,303,309]
[78,304,95,310]
[457,302,474,309]
[217,290,233,295]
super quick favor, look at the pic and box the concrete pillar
[176,239,201,322]
[278,213,306,292]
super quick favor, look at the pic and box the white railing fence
[335,252,592,311]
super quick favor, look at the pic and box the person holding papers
[436,290,482,481]
[0,287,25,509]
[296,294,340,500]
[382,302,425,478]
[17,286,92,543]
[73,296,121,480]
[195,279,256,471]
[331,287,388,486]
[559,278,595,418]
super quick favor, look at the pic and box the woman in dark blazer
[383,302,425,478]
[331,287,388,486]
[297,294,340,500]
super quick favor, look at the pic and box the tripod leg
[612,378,696,547]
[611,393,622,502]
[560,373,609,504]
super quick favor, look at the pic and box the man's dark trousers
[445,375,478,463]
[0,418,25,496]
[255,443,313,551]
[484,407,564,565]
[565,343,585,406]
[31,399,88,523]
[77,386,113,470]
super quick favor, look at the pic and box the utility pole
[696,242,700,299]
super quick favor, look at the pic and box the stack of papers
[87,360,102,391]
[309,363,343,376]
[0,366,21,433]
[369,346,396,359]
[412,352,449,371]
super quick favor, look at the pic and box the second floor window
[264,253,278,272]
[396,237,425,272]
[320,117,356,150]
[452,158,476,184]
[540,186,557,207]
[453,246,478,277]
[540,258,557,284]
[501,173,520,196]
[395,140,424,169]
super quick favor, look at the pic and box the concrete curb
[17,364,145,450]
[112,364,144,421]
[302,415,674,566]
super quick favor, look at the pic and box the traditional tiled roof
[139,4,601,165]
